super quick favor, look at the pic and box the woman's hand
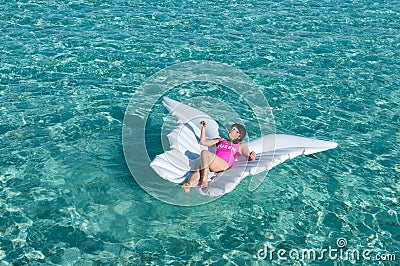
[248,151,256,161]
[200,121,206,128]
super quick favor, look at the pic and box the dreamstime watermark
[122,60,275,206]
[257,238,397,262]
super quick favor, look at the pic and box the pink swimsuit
[216,139,240,168]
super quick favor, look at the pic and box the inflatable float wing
[150,97,338,197]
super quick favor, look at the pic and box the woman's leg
[200,150,229,188]
[182,168,201,194]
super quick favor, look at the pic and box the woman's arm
[199,121,223,147]
[200,138,223,147]
[240,143,256,161]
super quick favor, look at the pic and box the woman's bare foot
[182,183,191,194]
[200,182,208,189]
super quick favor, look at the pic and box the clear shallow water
[1,0,399,265]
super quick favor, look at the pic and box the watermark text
[257,238,396,262]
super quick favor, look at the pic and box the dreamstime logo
[122,61,275,206]
[257,237,397,262]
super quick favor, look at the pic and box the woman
[182,121,256,194]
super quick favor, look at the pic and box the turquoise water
[1,0,399,264]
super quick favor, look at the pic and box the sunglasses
[229,126,240,134]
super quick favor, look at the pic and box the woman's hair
[231,123,246,144]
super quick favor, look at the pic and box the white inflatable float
[150,97,338,197]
